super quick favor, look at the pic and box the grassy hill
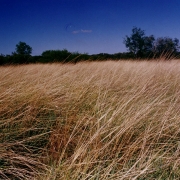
[0,60,180,179]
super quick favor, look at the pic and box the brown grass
[0,60,180,179]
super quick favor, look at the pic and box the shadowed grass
[0,60,180,179]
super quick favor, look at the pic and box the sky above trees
[0,0,180,55]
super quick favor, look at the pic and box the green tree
[15,41,32,55]
[124,27,155,58]
[41,49,71,62]
[154,37,180,58]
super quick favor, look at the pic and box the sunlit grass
[0,60,180,179]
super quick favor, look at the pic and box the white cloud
[72,29,92,34]
[72,30,80,34]
[81,29,92,33]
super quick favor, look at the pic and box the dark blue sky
[0,0,180,55]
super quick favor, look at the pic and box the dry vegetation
[0,60,180,179]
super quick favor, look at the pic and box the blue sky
[0,0,180,55]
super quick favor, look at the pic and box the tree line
[0,27,180,65]
[124,27,180,59]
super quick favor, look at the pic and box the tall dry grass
[0,60,180,179]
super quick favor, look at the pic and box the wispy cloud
[72,29,92,34]
[72,30,80,34]
[81,29,92,33]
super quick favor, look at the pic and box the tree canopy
[15,41,32,55]
[124,27,180,59]
[154,37,180,57]
[124,27,155,58]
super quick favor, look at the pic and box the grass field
[0,60,180,179]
